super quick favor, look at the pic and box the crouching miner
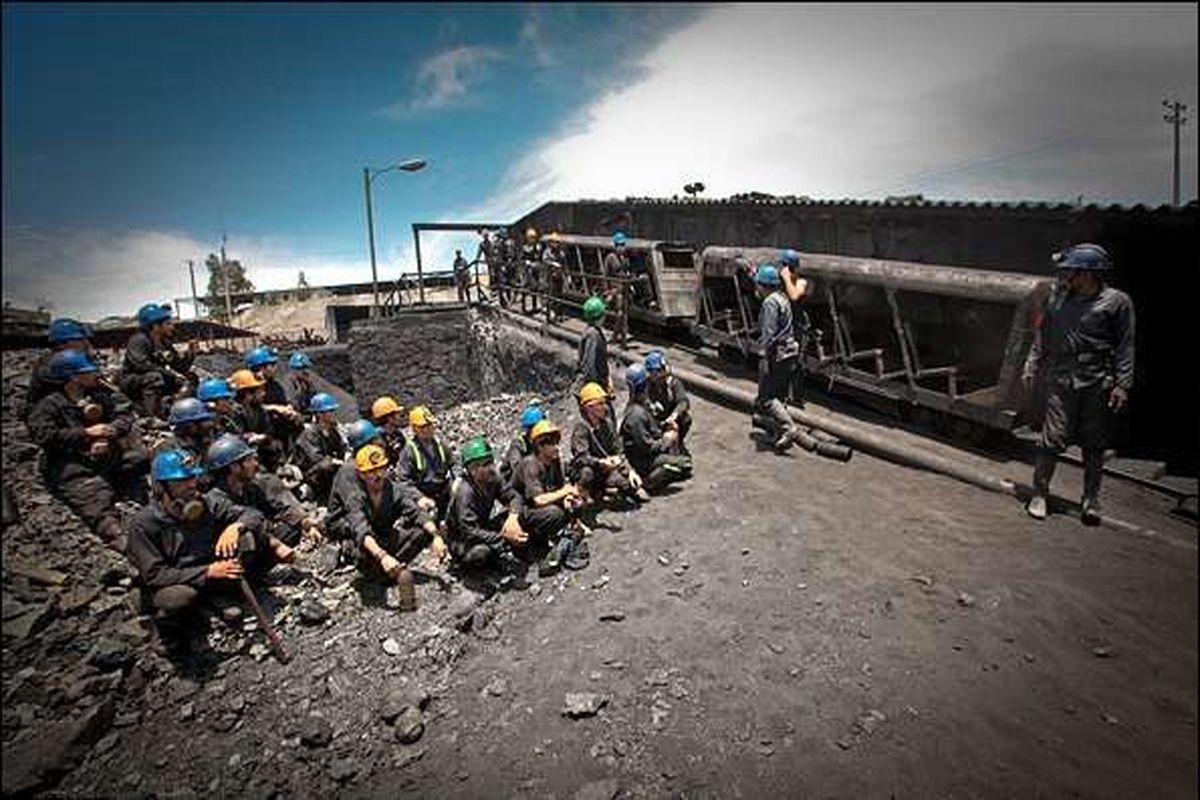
[444,436,529,580]
[206,434,318,548]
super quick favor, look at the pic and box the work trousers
[357,526,432,583]
[638,454,693,492]
[52,460,147,545]
[1033,379,1113,499]
[146,529,274,620]
[755,356,798,436]
[121,370,183,420]
[518,505,569,553]
[576,464,634,499]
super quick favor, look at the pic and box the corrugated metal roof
[541,197,1195,213]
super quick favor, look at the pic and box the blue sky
[3,3,1196,320]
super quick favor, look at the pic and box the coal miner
[125,449,293,653]
[397,405,453,522]
[332,444,441,611]
[27,350,149,549]
[229,369,289,472]
[371,395,409,466]
[601,232,631,342]
[752,263,804,452]
[511,419,590,576]
[620,364,694,493]
[25,317,95,418]
[246,345,305,452]
[291,392,347,505]
[120,302,197,420]
[543,232,566,323]
[325,419,388,562]
[777,248,812,409]
[476,229,499,302]
[205,434,315,548]
[157,398,218,461]
[454,249,472,303]
[570,382,649,506]
[1022,243,1135,525]
[521,227,543,314]
[287,351,318,416]
[444,437,528,577]
[499,403,545,495]
[644,349,692,454]
[576,296,613,395]
[197,377,244,435]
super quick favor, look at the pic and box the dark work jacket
[397,436,451,499]
[125,494,263,591]
[289,376,317,416]
[511,454,566,510]
[577,325,609,388]
[292,425,347,487]
[233,401,272,436]
[620,401,668,476]
[1023,285,1136,391]
[207,474,306,529]
[122,331,193,377]
[381,429,409,469]
[569,417,623,478]
[758,291,798,363]
[27,387,137,482]
[444,475,508,555]
[24,351,62,419]
[499,433,531,493]
[325,473,414,549]
[647,373,689,423]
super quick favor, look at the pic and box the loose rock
[562,693,609,719]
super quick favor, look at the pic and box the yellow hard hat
[229,369,266,391]
[547,231,560,242]
[525,227,538,241]
[355,444,389,474]
[529,419,561,443]
[371,395,404,421]
[578,382,608,406]
[409,405,436,428]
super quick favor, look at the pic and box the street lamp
[363,158,428,317]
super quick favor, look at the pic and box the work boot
[1026,495,1048,521]
[1080,496,1102,526]
[633,486,652,504]
[563,538,590,571]
[538,543,564,578]
[773,428,796,453]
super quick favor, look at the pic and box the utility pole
[186,260,200,319]
[220,233,233,321]
[1163,98,1189,207]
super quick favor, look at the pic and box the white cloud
[380,45,504,117]
[468,4,1198,215]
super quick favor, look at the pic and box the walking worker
[500,403,545,492]
[291,392,347,505]
[206,434,315,549]
[569,382,648,506]
[644,349,692,452]
[1022,243,1135,525]
[444,437,528,577]
[197,377,243,435]
[27,350,148,549]
[370,395,409,466]
[287,352,318,416]
[577,296,613,395]
[511,419,589,575]
[620,363,694,493]
[397,405,453,521]
[778,248,812,408]
[120,302,196,420]
[752,263,803,452]
[26,318,95,417]
[125,449,292,653]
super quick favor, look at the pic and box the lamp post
[363,158,427,318]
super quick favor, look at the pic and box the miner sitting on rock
[287,352,317,416]
[371,395,409,466]
[120,302,196,420]
[511,419,590,576]
[644,350,692,455]
[25,317,95,419]
[156,397,218,462]
[246,345,304,450]
[291,392,346,505]
[27,350,149,550]
[570,382,649,507]
[125,449,294,653]
[329,444,445,611]
[206,434,317,548]
[397,405,453,522]
[197,376,243,435]
[444,437,529,581]
[229,368,289,473]
[620,364,693,493]
[499,403,544,495]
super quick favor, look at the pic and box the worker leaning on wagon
[778,249,812,408]
[752,264,804,453]
[1022,243,1135,525]
[120,303,197,421]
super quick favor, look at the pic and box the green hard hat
[582,296,607,322]
[461,436,494,466]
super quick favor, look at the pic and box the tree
[204,253,254,317]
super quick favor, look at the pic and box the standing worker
[521,228,542,314]
[752,264,804,452]
[778,249,811,408]
[602,232,631,344]
[576,296,613,396]
[1022,244,1135,525]
[453,249,471,303]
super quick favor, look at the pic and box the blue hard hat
[49,350,99,380]
[245,346,278,369]
[625,363,648,391]
[289,352,313,370]
[168,397,215,427]
[137,303,172,329]
[205,434,255,472]
[644,350,666,372]
[152,449,205,482]
[779,249,800,267]
[309,392,340,413]
[1053,243,1111,271]
[346,419,382,452]
[755,264,781,287]
[612,231,628,247]
[520,404,546,431]
[48,318,91,345]
[197,377,235,402]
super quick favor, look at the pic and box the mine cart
[694,246,1054,437]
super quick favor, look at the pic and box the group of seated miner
[23,296,693,653]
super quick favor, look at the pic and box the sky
[3,3,1197,321]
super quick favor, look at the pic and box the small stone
[394,708,424,744]
[741,548,751,555]
[573,778,620,800]
[757,743,775,757]
[329,757,359,783]
[382,637,401,657]
[854,709,886,736]
[590,575,610,590]
[179,702,195,721]
[911,574,934,587]
[562,692,609,719]
[299,716,333,748]
[483,676,509,697]
[528,583,543,597]
[835,737,854,750]
[796,582,808,590]
[767,642,785,655]
[598,610,626,622]
[672,567,686,576]
[956,592,976,608]
[657,554,670,566]
[88,637,133,672]
[227,695,246,714]
[228,753,242,770]
[1023,653,1036,663]
[1092,646,1114,658]
[297,600,330,626]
